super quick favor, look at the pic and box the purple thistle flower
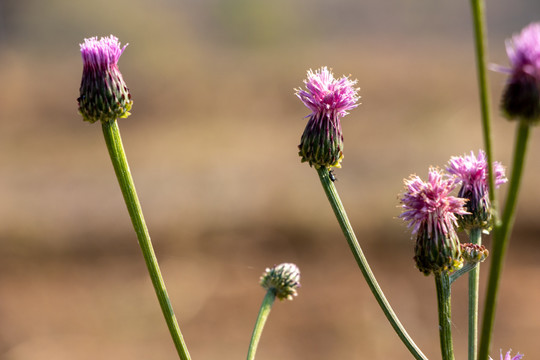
[295,67,360,169]
[78,35,133,123]
[489,350,524,360]
[495,23,540,123]
[447,150,507,231]
[400,168,468,275]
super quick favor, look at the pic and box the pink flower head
[495,23,540,122]
[400,168,468,275]
[78,35,132,123]
[400,168,468,236]
[489,350,524,360]
[447,150,507,231]
[296,66,360,120]
[295,67,360,169]
[447,150,507,191]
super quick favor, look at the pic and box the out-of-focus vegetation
[1,1,540,359]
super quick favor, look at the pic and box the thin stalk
[479,122,531,360]
[102,120,191,360]
[449,263,478,284]
[468,228,482,360]
[469,0,496,209]
[435,272,455,360]
[247,290,276,360]
[316,167,428,360]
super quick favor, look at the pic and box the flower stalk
[316,167,427,360]
[468,228,482,360]
[78,35,190,360]
[477,20,540,360]
[246,290,276,360]
[247,263,300,360]
[435,271,455,360]
[469,0,496,207]
[479,122,531,360]
[102,120,191,360]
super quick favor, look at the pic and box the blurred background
[1,0,540,359]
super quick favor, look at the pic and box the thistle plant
[447,150,506,360]
[247,263,301,360]
[77,35,190,360]
[399,168,470,360]
[69,5,539,359]
[296,67,427,360]
[477,21,540,360]
[293,13,536,357]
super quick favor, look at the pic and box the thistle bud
[446,150,507,232]
[496,23,540,124]
[78,35,133,124]
[399,168,468,275]
[295,67,360,169]
[461,243,489,264]
[260,263,301,301]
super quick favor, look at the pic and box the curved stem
[316,167,428,360]
[435,272,455,360]
[102,120,191,360]
[478,122,531,360]
[468,228,482,360]
[247,290,276,360]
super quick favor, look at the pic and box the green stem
[449,263,478,284]
[435,272,455,360]
[247,290,276,360]
[316,167,428,360]
[479,122,531,360]
[102,120,191,360]
[468,228,482,360]
[469,0,496,209]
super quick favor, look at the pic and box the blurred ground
[1,0,540,359]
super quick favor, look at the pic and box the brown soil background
[1,1,540,359]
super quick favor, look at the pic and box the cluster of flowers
[294,66,508,275]
[77,20,540,360]
[399,152,506,275]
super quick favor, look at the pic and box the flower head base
[296,67,360,169]
[447,150,507,231]
[78,35,133,124]
[497,23,540,123]
[400,168,468,275]
[489,350,524,360]
[260,263,301,301]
